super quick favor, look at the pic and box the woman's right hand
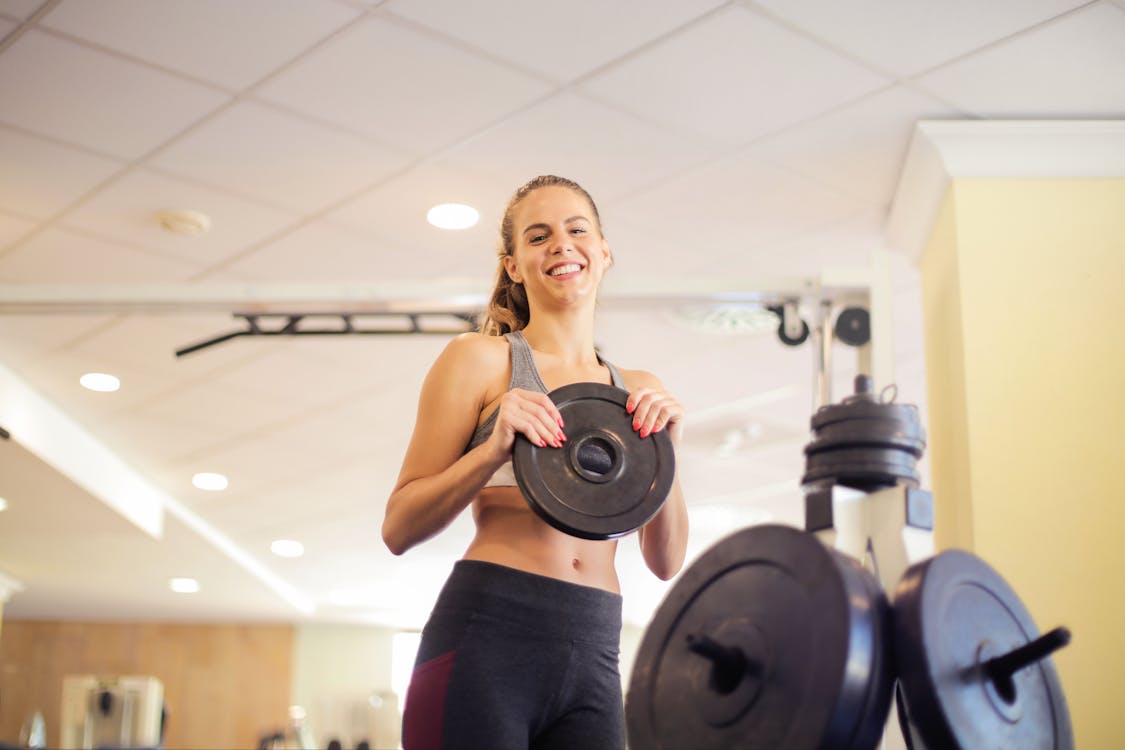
[484,388,567,460]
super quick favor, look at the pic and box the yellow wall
[920,178,1125,747]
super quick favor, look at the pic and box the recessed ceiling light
[271,539,304,558]
[426,203,479,230]
[169,577,199,593]
[0,497,8,512]
[192,472,228,491]
[80,372,120,392]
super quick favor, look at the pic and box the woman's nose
[550,235,573,253]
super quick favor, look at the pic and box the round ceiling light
[169,577,200,593]
[271,539,305,558]
[426,203,479,230]
[192,472,228,491]
[80,372,121,392]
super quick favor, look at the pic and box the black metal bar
[0,424,10,440]
[175,311,481,357]
[985,627,1071,682]
[175,330,251,357]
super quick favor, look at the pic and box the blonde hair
[480,175,603,336]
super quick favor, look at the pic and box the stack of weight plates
[802,375,926,491]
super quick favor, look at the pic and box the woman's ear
[602,239,614,269]
[503,254,522,284]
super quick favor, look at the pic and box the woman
[383,175,689,750]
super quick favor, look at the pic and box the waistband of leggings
[431,560,622,644]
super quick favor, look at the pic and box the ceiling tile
[0,210,36,251]
[748,86,964,206]
[437,91,718,202]
[324,163,514,278]
[0,314,114,367]
[134,376,306,451]
[0,227,204,282]
[383,0,727,83]
[150,100,412,213]
[762,207,888,277]
[0,0,44,20]
[0,15,15,37]
[256,15,552,154]
[63,314,279,395]
[59,168,299,268]
[915,3,1125,116]
[200,341,383,415]
[218,219,475,283]
[579,5,889,146]
[0,127,125,219]
[0,30,229,158]
[608,151,872,277]
[753,0,1090,77]
[12,350,186,425]
[41,0,360,90]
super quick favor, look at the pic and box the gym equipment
[626,375,1073,750]
[834,307,871,347]
[802,375,924,491]
[512,382,675,540]
[893,550,1074,749]
[626,524,893,750]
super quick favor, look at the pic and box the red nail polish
[538,438,546,447]
[633,419,640,430]
[641,428,650,439]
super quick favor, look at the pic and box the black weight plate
[803,447,920,473]
[513,382,675,540]
[805,434,926,459]
[806,418,927,456]
[811,401,922,431]
[802,447,920,489]
[626,524,893,750]
[893,550,1074,750]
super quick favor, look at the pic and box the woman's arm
[626,372,690,580]
[381,334,564,556]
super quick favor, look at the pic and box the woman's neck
[520,308,599,366]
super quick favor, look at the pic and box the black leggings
[402,560,625,750]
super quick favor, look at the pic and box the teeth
[549,264,582,276]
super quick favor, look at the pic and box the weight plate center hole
[571,433,625,484]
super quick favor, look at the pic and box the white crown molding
[885,120,1125,262]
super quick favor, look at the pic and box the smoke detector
[155,208,212,236]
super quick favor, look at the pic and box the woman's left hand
[626,387,685,445]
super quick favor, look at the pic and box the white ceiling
[0,0,1122,629]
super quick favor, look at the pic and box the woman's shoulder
[435,331,510,372]
[615,365,664,392]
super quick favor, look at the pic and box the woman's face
[505,185,612,306]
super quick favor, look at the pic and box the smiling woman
[381,175,690,750]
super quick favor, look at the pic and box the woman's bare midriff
[463,486,622,593]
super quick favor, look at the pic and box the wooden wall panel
[0,620,294,749]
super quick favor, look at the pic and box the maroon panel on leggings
[403,650,456,750]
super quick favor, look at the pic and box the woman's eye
[529,233,546,243]
[571,227,587,235]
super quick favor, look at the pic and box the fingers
[626,387,684,440]
[496,389,566,449]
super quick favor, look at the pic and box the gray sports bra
[466,330,626,487]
